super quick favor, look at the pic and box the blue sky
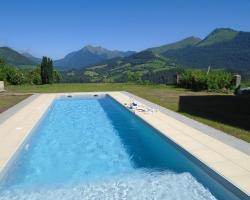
[0,0,250,59]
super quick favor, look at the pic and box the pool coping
[0,94,39,124]
[0,92,249,199]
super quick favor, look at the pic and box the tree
[0,59,5,67]
[53,70,62,83]
[127,71,142,83]
[41,56,54,84]
[28,66,41,85]
[0,59,5,81]
[0,59,24,85]
[178,69,233,91]
[6,67,24,85]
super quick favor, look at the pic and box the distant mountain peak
[84,44,94,49]
[81,45,111,54]
[210,27,238,34]
[22,52,34,58]
[54,46,135,69]
[197,28,239,47]
[22,52,41,64]
[82,45,99,50]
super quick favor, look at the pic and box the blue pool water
[0,96,244,200]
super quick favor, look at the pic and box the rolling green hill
[149,36,201,54]
[61,51,180,83]
[75,38,202,83]
[0,47,34,66]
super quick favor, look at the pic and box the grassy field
[241,81,250,87]
[0,94,30,113]
[4,83,250,143]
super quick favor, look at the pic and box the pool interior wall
[0,95,246,200]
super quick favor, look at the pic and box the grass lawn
[4,83,250,143]
[0,94,30,113]
[241,81,250,87]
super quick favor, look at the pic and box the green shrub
[0,59,61,85]
[0,59,6,81]
[207,70,232,91]
[0,68,5,81]
[53,70,62,83]
[127,71,143,83]
[178,69,233,91]
[27,67,42,85]
[179,70,207,90]
[0,65,24,85]
[24,66,62,85]
[5,67,25,85]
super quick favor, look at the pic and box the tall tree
[40,57,54,84]
[41,57,47,84]
[0,59,5,67]
[48,58,53,84]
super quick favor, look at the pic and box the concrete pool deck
[0,92,249,198]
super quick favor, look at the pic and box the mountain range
[53,45,135,69]
[1,28,250,72]
[161,28,250,70]
[21,52,42,64]
[95,28,250,71]
[0,47,34,66]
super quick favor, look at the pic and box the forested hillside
[162,29,250,70]
[0,47,34,66]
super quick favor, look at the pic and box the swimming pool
[0,95,246,199]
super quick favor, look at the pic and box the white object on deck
[126,98,158,114]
